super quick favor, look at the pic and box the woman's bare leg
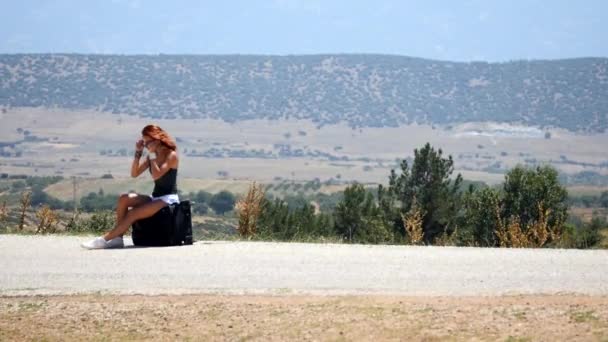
[116,193,151,223]
[104,200,167,241]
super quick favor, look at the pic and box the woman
[81,124,180,249]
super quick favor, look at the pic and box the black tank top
[152,168,178,197]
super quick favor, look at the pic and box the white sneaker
[81,237,108,249]
[106,236,124,248]
[81,236,124,249]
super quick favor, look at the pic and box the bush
[494,203,561,248]
[209,191,236,215]
[402,199,424,245]
[502,165,568,234]
[192,202,209,215]
[559,217,604,249]
[67,210,116,234]
[79,191,116,212]
[575,217,604,248]
[256,198,334,241]
[334,183,391,243]
[11,181,26,192]
[459,166,568,248]
[460,187,502,247]
[235,182,266,238]
[35,205,58,234]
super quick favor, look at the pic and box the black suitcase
[131,200,193,246]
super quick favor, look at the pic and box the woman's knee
[117,193,133,207]
[126,201,166,222]
[119,192,143,205]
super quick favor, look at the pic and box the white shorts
[149,194,180,205]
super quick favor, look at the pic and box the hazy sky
[1,0,606,61]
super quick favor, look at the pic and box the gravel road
[1,234,607,296]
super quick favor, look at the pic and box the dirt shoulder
[1,294,607,341]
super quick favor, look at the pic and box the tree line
[239,143,605,249]
[1,143,605,248]
[0,176,239,219]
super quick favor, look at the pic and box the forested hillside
[1,54,607,131]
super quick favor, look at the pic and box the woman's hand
[135,139,144,152]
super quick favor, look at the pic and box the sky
[1,0,607,62]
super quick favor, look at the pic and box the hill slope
[1,54,607,131]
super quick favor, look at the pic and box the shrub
[573,217,604,249]
[494,202,563,248]
[358,215,392,244]
[460,187,501,246]
[18,191,32,231]
[235,182,266,238]
[434,226,458,246]
[192,202,209,215]
[502,165,568,231]
[209,191,236,216]
[257,198,334,241]
[79,191,116,212]
[67,210,115,234]
[334,183,370,242]
[402,199,424,245]
[35,205,58,234]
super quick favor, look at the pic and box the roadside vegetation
[1,143,607,249]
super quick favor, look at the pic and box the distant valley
[1,54,607,190]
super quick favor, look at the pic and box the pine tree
[380,143,462,243]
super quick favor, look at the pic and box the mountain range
[1,54,607,131]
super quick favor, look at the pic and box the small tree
[195,190,213,204]
[381,143,462,243]
[192,202,209,215]
[502,165,568,240]
[257,198,291,239]
[461,187,502,247]
[575,217,604,249]
[210,191,236,216]
[334,183,388,243]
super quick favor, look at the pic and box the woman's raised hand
[135,139,144,152]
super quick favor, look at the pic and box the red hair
[141,124,177,151]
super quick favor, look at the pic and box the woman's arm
[131,154,150,178]
[130,140,149,178]
[148,151,178,180]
